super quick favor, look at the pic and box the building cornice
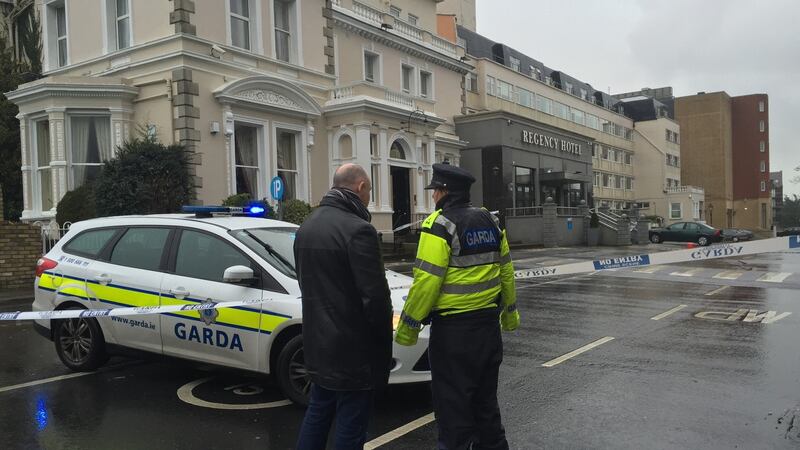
[333,11,472,74]
[6,80,139,105]
[324,95,446,125]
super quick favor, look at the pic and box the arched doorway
[389,139,412,233]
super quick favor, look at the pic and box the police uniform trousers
[429,307,509,450]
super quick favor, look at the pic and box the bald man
[294,163,392,450]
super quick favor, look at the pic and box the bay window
[70,116,111,188]
[35,121,54,211]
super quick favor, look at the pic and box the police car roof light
[181,204,269,218]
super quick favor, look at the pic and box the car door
[683,223,700,242]
[159,228,263,370]
[81,226,173,353]
[662,223,684,241]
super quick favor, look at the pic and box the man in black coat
[294,163,393,450]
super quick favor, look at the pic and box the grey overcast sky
[476,0,800,196]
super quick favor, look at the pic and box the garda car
[32,207,430,405]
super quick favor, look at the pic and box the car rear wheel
[53,308,108,372]
[698,236,710,246]
[276,335,311,406]
[650,234,661,244]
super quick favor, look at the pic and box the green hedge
[56,184,97,225]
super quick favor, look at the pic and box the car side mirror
[223,265,255,284]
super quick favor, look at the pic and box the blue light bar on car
[181,204,270,218]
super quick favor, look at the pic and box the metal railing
[556,207,581,217]
[506,207,543,217]
[33,221,71,254]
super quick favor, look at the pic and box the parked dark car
[722,228,754,242]
[649,222,722,246]
[777,227,800,237]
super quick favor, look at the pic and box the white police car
[32,206,430,404]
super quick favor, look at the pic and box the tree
[780,195,800,228]
[94,136,193,216]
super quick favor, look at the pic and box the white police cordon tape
[3,236,799,321]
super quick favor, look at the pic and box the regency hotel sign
[521,129,582,156]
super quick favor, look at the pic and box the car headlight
[392,313,401,331]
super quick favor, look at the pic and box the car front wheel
[698,236,710,246]
[53,308,108,372]
[650,234,661,244]
[276,335,311,406]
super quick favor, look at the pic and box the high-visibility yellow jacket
[395,203,519,346]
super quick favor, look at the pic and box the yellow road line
[542,336,615,368]
[650,304,688,320]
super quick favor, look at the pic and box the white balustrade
[352,1,382,24]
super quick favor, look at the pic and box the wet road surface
[2,244,799,449]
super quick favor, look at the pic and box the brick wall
[0,222,41,290]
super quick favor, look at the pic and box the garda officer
[395,163,519,450]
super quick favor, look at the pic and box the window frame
[274,126,302,201]
[759,140,765,152]
[401,63,415,95]
[670,202,682,220]
[105,226,176,272]
[229,0,253,50]
[114,0,132,51]
[419,70,433,99]
[760,161,766,173]
[66,114,113,191]
[44,0,70,70]
[272,0,298,63]
[759,120,765,132]
[33,119,54,212]
[363,49,382,84]
[231,121,265,199]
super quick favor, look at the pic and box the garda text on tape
[3,236,799,321]
[514,236,798,280]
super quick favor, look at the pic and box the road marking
[176,377,291,410]
[714,271,745,280]
[634,266,662,274]
[0,371,96,394]
[705,286,730,296]
[757,272,792,283]
[542,336,615,368]
[670,268,706,277]
[650,304,688,320]
[364,412,436,449]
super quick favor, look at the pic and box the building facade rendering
[8,0,471,236]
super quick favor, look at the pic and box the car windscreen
[231,227,297,279]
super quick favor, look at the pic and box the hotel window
[497,80,513,101]
[407,14,418,26]
[570,108,585,126]
[485,76,496,96]
[760,161,766,172]
[594,171,601,186]
[233,123,260,198]
[674,156,679,167]
[601,146,609,160]
[535,94,552,115]
[35,120,53,211]
[509,56,520,72]
[389,5,401,18]
[760,181,766,192]
[514,166,534,208]
[616,176,625,189]
[466,73,478,93]
[760,140,765,152]
[586,114,600,130]
[274,0,296,63]
[369,133,378,156]
[625,177,633,190]
[276,130,298,200]
[670,202,681,219]
[759,101,765,112]
[563,81,573,95]
[602,173,612,188]
[624,152,632,165]
[517,87,533,108]
[401,64,414,94]
[666,129,671,141]
[530,66,542,80]
[759,120,765,132]
[71,116,112,189]
[553,101,569,120]
[420,71,432,98]
[364,51,380,83]
[108,0,131,50]
[230,0,252,50]
[607,149,616,162]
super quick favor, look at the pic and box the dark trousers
[429,308,508,450]
[296,384,374,450]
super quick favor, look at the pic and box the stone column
[46,109,67,208]
[379,127,391,212]
[172,68,201,203]
[637,218,651,244]
[17,114,32,218]
[170,0,196,35]
[542,197,557,248]
[617,215,631,246]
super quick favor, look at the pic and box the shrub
[222,193,252,207]
[280,199,313,225]
[56,183,97,225]
[95,138,193,216]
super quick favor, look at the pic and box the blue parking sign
[270,176,285,202]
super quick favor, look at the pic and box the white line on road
[757,272,793,283]
[634,266,663,274]
[713,270,745,280]
[542,336,615,368]
[650,304,688,320]
[0,371,96,394]
[705,286,730,296]
[670,268,706,277]
[364,412,436,449]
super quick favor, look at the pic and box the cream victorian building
[8,0,470,234]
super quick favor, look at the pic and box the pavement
[0,287,34,304]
